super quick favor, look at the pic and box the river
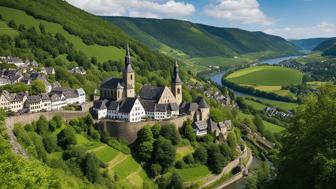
[211,55,301,189]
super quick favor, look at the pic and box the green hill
[102,17,299,59]
[314,37,336,56]
[290,38,329,50]
[0,0,179,97]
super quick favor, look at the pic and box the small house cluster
[0,56,58,93]
[265,107,293,118]
[0,87,85,114]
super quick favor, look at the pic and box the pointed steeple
[124,43,134,73]
[172,60,181,83]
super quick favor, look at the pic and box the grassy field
[0,6,124,62]
[244,99,267,111]
[176,165,211,182]
[239,112,285,133]
[226,65,303,86]
[176,145,194,160]
[94,145,119,162]
[0,20,18,37]
[90,144,150,188]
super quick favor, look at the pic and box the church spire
[172,60,181,84]
[124,43,133,73]
[125,43,132,66]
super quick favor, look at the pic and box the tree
[167,172,183,189]
[31,80,46,95]
[8,20,17,29]
[39,23,46,34]
[151,124,161,138]
[52,115,63,128]
[227,132,237,149]
[181,120,196,142]
[160,125,181,145]
[18,24,26,31]
[207,144,226,174]
[137,141,153,161]
[193,146,208,164]
[48,119,57,132]
[82,153,100,183]
[183,154,194,164]
[253,115,265,134]
[153,137,176,171]
[57,127,77,149]
[276,86,336,189]
[150,163,162,177]
[43,135,57,153]
[138,126,154,143]
[91,56,98,65]
[36,116,49,136]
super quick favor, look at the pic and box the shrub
[57,127,77,149]
[43,135,58,153]
[151,124,161,138]
[193,146,208,164]
[8,20,17,29]
[175,160,186,169]
[160,124,181,145]
[150,163,162,177]
[106,137,130,154]
[48,120,57,132]
[36,116,49,136]
[183,154,195,164]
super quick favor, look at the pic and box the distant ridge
[290,38,330,50]
[102,16,299,58]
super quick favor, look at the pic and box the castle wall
[98,115,192,144]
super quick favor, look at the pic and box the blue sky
[67,0,336,39]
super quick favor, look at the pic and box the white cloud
[66,0,195,18]
[264,22,336,39]
[204,0,272,25]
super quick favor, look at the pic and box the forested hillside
[103,17,299,58]
[0,0,185,97]
[314,37,336,56]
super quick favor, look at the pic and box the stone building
[93,45,182,122]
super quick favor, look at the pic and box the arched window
[177,88,181,94]
[130,74,133,80]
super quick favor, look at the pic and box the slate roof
[125,63,134,73]
[93,99,108,110]
[140,100,156,112]
[208,119,219,133]
[139,85,165,101]
[193,120,208,131]
[169,103,179,111]
[50,94,61,102]
[119,97,138,113]
[196,97,209,109]
[63,90,78,99]
[100,78,124,89]
[26,95,41,104]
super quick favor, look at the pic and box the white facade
[107,98,145,122]
[76,88,86,104]
[96,108,107,119]
[51,94,68,110]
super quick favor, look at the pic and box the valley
[0,1,335,189]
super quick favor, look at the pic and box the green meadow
[226,65,303,86]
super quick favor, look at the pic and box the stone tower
[172,61,182,105]
[123,44,135,97]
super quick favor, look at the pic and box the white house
[106,97,145,122]
[76,88,86,104]
[93,100,108,119]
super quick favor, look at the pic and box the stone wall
[98,115,192,144]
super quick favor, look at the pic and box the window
[130,74,133,80]
[177,88,181,94]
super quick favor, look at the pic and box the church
[92,45,185,122]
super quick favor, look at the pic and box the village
[0,56,86,114]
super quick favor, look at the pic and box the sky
[66,0,336,39]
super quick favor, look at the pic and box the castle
[92,45,209,123]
